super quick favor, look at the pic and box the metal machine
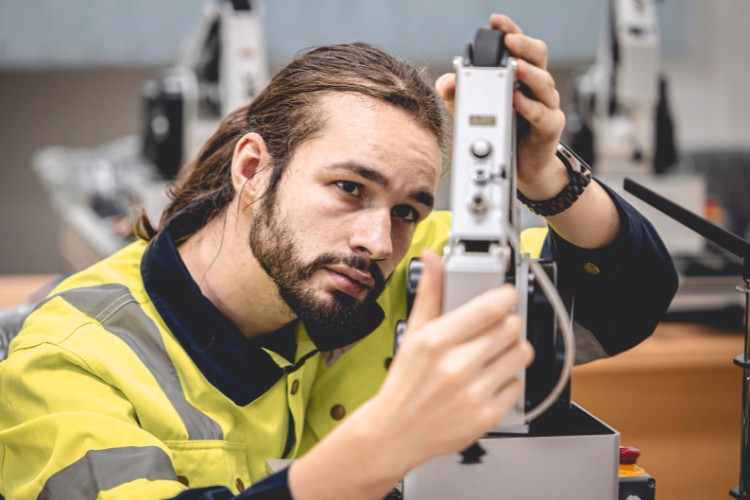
[33,0,271,271]
[572,0,705,259]
[396,29,624,500]
[142,0,269,179]
[571,0,705,248]
[437,28,575,434]
[573,0,673,175]
[571,0,741,318]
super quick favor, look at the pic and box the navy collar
[140,208,386,406]
[141,209,299,406]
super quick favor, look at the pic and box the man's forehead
[314,92,442,177]
[316,92,439,141]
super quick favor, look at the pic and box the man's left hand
[435,13,567,200]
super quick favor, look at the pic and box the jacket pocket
[165,440,252,494]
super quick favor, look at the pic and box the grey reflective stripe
[38,446,176,500]
[55,283,223,440]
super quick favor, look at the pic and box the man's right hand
[370,249,534,470]
[289,250,533,499]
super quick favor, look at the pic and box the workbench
[574,322,743,500]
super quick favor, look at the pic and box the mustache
[306,253,386,289]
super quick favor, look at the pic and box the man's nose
[350,209,393,262]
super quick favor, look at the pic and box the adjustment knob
[471,138,492,159]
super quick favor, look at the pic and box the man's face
[250,93,442,338]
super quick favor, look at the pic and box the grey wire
[501,218,576,426]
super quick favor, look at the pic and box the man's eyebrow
[328,162,390,187]
[327,162,435,209]
[413,191,435,210]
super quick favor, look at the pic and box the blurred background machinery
[566,0,748,321]
[27,0,270,271]
[5,0,746,323]
[2,2,750,498]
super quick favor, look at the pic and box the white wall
[664,0,750,152]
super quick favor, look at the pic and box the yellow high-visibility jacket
[5,211,510,499]
[0,177,682,500]
[0,188,680,499]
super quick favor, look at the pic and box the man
[0,14,677,499]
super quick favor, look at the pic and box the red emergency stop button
[619,446,646,477]
[620,445,641,465]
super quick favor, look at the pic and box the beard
[249,191,388,348]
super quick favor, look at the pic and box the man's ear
[231,132,271,201]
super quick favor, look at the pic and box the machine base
[402,403,620,500]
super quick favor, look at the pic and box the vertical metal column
[731,279,750,499]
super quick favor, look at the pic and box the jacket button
[290,379,300,395]
[384,357,393,370]
[235,477,246,492]
[330,404,346,420]
[583,262,601,275]
[176,475,190,487]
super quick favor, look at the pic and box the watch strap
[517,144,592,217]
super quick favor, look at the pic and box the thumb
[406,249,444,333]
[435,73,456,116]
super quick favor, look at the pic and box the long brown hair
[135,42,446,240]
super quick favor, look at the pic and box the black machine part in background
[141,76,185,180]
[570,0,678,174]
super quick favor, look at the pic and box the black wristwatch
[516,143,593,217]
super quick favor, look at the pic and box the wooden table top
[0,274,59,308]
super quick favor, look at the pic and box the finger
[516,59,559,110]
[504,33,549,70]
[487,377,525,426]
[406,250,444,332]
[435,73,456,116]
[514,89,565,143]
[466,313,526,371]
[439,312,527,384]
[459,374,525,441]
[489,14,523,35]
[480,340,534,405]
[468,340,535,433]
[483,314,527,365]
[434,284,520,344]
[487,338,535,376]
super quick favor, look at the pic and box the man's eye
[335,181,362,197]
[392,205,419,222]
